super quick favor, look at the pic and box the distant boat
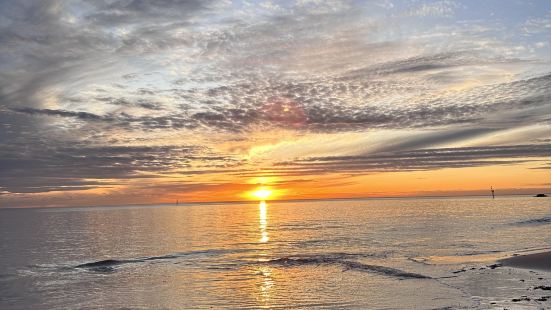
[534,194,548,197]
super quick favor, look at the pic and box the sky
[0,0,550,207]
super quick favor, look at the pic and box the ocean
[1,196,550,309]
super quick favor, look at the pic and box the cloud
[94,97,164,110]
[14,107,105,121]
[85,0,221,25]
[268,144,551,176]
[531,162,551,170]
[8,67,551,148]
[3,0,549,135]
[522,13,551,35]
[405,0,459,17]
[0,141,238,194]
[163,70,551,133]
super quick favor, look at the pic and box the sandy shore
[500,251,551,272]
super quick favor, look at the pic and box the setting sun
[250,187,273,200]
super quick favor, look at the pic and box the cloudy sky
[1,0,550,207]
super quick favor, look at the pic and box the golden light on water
[259,200,269,243]
[257,266,274,303]
[257,200,271,301]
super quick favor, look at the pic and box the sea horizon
[3,191,551,210]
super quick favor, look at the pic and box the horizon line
[3,190,550,210]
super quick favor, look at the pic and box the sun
[250,187,273,200]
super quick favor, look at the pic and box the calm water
[1,196,550,309]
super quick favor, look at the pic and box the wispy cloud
[244,144,551,176]
[0,141,240,193]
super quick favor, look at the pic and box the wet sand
[500,251,551,272]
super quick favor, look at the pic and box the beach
[431,249,551,308]
[501,251,551,272]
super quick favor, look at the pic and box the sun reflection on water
[257,200,273,304]
[259,200,269,243]
[257,266,274,303]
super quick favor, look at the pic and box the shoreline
[499,250,551,272]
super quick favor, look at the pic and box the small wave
[459,250,502,256]
[260,255,430,279]
[74,248,253,272]
[341,261,431,279]
[513,216,551,226]
[75,259,130,272]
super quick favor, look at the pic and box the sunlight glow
[251,188,273,200]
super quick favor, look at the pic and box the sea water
[1,196,550,309]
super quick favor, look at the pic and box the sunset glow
[250,188,274,201]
